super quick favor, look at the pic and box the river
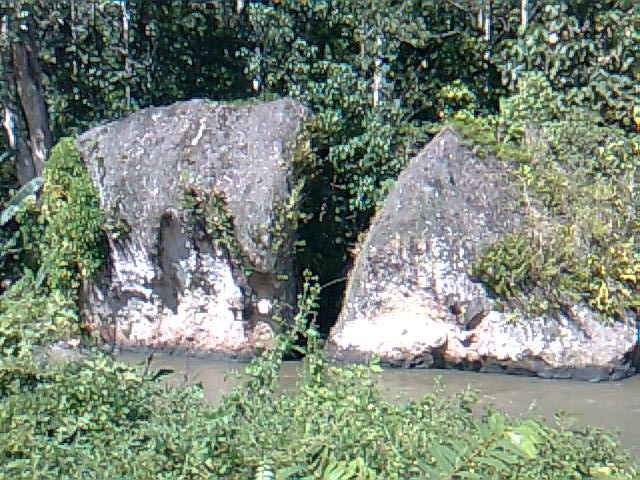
[117,351,640,464]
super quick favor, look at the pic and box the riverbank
[118,351,640,464]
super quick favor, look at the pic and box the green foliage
[493,1,640,133]
[460,72,639,321]
[12,138,106,303]
[0,137,105,400]
[0,268,78,399]
[271,178,307,255]
[0,272,637,478]
[0,3,638,477]
[0,350,215,479]
[183,186,240,257]
[471,229,577,318]
[0,269,77,356]
[1,1,253,146]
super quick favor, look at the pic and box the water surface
[118,351,640,463]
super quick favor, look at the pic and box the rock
[325,127,638,380]
[77,99,307,359]
[31,340,92,367]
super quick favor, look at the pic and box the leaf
[475,455,510,472]
[496,436,536,461]
[487,413,506,436]
[275,465,304,480]
[150,368,175,382]
[0,176,43,226]
[504,430,538,459]
[476,422,492,441]
[431,444,455,471]
[34,258,52,290]
[322,460,355,480]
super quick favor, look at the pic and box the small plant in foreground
[0,269,637,478]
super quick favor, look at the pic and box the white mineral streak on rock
[332,295,450,360]
[111,245,155,298]
[257,298,272,315]
[156,253,247,352]
[190,119,206,146]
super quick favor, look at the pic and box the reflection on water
[117,351,640,463]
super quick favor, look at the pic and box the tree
[1,2,51,186]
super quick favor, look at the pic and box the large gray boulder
[325,127,638,381]
[77,98,307,359]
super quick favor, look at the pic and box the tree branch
[445,0,469,12]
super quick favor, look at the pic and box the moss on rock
[449,72,639,322]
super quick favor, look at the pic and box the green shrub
[3,138,104,303]
[460,72,639,322]
[0,351,214,479]
[0,268,78,399]
[2,270,636,479]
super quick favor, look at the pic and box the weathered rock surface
[325,127,638,381]
[77,98,307,359]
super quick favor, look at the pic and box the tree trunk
[521,0,528,30]
[120,0,131,110]
[10,31,51,185]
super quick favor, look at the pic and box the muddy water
[117,351,640,463]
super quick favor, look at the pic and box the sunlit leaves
[463,69,639,322]
[35,138,106,300]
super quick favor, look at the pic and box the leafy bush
[4,138,106,307]
[0,136,107,403]
[461,72,639,322]
[1,271,637,479]
[0,269,77,354]
[0,351,214,479]
[0,268,78,399]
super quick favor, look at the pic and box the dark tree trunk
[13,129,35,185]
[10,29,51,185]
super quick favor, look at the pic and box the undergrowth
[451,72,639,323]
[0,270,637,479]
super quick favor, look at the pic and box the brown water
[118,351,640,463]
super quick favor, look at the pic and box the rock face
[77,99,307,359]
[326,127,638,381]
